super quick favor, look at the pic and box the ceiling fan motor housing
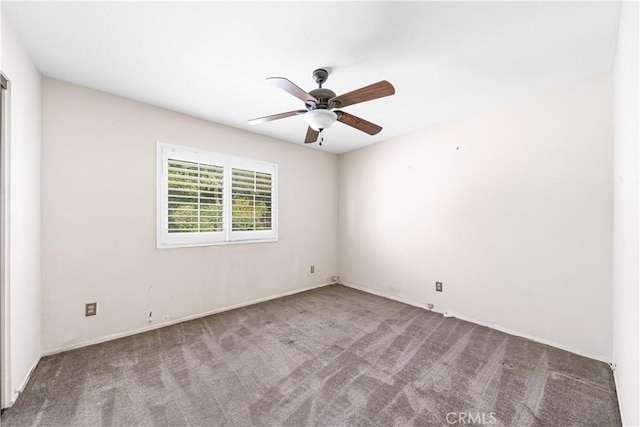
[308,88,336,110]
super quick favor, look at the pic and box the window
[157,143,277,248]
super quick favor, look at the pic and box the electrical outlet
[436,282,443,292]
[310,265,315,274]
[85,302,97,317]
[427,303,434,310]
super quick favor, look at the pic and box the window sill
[156,237,278,249]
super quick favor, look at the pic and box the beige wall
[613,2,639,425]
[41,78,338,353]
[0,14,42,407]
[338,72,613,361]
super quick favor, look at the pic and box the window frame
[157,142,278,248]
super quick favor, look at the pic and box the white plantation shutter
[231,168,273,231]
[158,143,277,247]
[228,159,277,241]
[167,159,224,233]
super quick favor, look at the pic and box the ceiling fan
[248,69,395,145]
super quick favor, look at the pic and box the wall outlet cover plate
[85,302,97,316]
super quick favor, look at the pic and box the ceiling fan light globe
[304,109,337,131]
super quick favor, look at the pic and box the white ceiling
[3,1,621,154]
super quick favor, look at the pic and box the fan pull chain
[319,129,323,146]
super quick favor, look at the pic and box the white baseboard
[3,355,40,408]
[611,369,627,426]
[38,280,613,393]
[42,282,332,357]
[342,281,612,365]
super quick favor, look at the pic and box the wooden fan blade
[304,127,319,144]
[336,111,382,135]
[248,110,306,125]
[329,80,395,108]
[268,77,318,105]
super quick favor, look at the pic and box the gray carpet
[2,285,621,426]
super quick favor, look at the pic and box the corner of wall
[612,1,640,425]
[0,12,43,408]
